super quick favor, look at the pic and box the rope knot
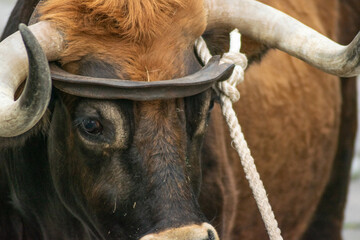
[221,52,248,69]
[218,52,247,102]
[194,31,247,102]
[217,29,248,103]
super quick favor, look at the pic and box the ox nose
[139,223,219,240]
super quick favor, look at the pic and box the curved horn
[0,22,64,137]
[205,0,360,77]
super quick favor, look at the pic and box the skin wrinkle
[193,96,210,137]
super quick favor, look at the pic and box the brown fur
[132,99,205,227]
[301,0,359,238]
[199,0,357,239]
[26,0,357,239]
[39,0,206,81]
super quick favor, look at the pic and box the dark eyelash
[73,118,84,128]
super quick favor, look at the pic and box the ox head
[0,0,359,239]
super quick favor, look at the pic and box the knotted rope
[195,29,283,240]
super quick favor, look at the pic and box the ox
[0,0,359,239]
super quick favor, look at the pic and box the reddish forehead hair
[39,0,206,81]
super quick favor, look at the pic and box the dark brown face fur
[37,0,212,235]
[51,91,215,239]
[46,55,217,238]
[0,1,217,238]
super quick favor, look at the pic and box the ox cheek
[72,101,135,208]
[49,98,137,236]
[47,98,105,237]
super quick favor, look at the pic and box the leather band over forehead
[51,56,234,101]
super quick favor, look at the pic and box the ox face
[47,87,218,239]
[0,7,222,238]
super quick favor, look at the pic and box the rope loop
[195,37,212,65]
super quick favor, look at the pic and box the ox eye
[209,95,219,112]
[208,99,215,112]
[81,119,103,135]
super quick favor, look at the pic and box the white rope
[195,29,283,240]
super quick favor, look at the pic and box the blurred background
[0,0,359,239]
[0,0,13,33]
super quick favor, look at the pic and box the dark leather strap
[51,56,234,101]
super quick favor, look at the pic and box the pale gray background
[1,0,359,239]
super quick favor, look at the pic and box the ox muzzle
[140,224,219,240]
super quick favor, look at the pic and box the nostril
[207,229,216,240]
